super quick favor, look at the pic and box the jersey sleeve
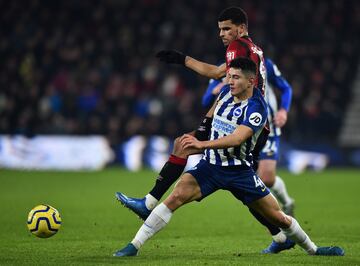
[241,98,268,133]
[266,58,293,111]
[202,79,222,108]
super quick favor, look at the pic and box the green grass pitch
[0,167,359,265]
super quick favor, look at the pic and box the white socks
[271,176,293,207]
[272,231,287,243]
[145,194,158,210]
[281,217,317,254]
[131,203,172,249]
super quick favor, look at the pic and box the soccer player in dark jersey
[113,58,344,257]
[116,7,295,254]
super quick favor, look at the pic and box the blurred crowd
[0,0,359,148]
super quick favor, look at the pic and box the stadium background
[1,1,360,265]
[1,0,359,170]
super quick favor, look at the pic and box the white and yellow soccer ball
[27,204,62,238]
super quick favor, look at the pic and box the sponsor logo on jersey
[233,107,242,117]
[249,112,263,126]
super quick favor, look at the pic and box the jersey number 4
[253,175,266,191]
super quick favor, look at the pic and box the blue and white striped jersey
[204,87,268,167]
[265,59,292,137]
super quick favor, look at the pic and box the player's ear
[248,76,255,87]
[238,24,246,36]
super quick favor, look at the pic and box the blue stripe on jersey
[217,96,234,116]
[237,106,248,124]
[226,102,242,121]
[218,85,230,101]
[213,131,222,165]
[245,138,253,164]
[205,146,210,163]
[234,145,241,159]
[223,147,235,166]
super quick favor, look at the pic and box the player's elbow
[213,71,225,80]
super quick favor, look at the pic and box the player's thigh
[164,173,202,211]
[257,159,277,186]
[248,193,291,228]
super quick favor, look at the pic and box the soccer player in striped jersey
[202,58,295,218]
[259,58,295,215]
[116,7,295,254]
[114,58,344,257]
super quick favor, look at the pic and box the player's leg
[114,167,209,257]
[246,207,294,253]
[115,135,196,219]
[272,175,295,215]
[258,136,294,215]
[116,118,212,220]
[230,172,294,254]
[258,160,294,213]
[248,194,344,256]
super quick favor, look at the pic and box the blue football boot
[315,246,344,256]
[262,238,296,254]
[113,243,138,257]
[115,192,151,220]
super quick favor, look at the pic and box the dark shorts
[259,136,280,161]
[186,160,270,205]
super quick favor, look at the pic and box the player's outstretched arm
[156,50,226,79]
[185,58,226,80]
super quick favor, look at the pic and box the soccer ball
[27,204,62,238]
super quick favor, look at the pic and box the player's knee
[167,189,187,207]
[172,137,182,154]
[258,169,276,187]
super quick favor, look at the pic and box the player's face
[228,68,254,98]
[218,20,239,46]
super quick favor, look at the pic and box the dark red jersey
[225,36,266,95]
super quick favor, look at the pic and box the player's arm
[191,97,218,141]
[156,50,226,79]
[266,59,293,127]
[182,125,255,150]
[182,99,268,150]
[185,58,226,79]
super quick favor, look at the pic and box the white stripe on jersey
[203,91,262,166]
[265,82,281,137]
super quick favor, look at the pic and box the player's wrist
[201,141,209,149]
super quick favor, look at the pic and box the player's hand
[156,50,186,65]
[274,109,288,128]
[180,134,204,150]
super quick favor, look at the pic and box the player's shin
[281,216,317,254]
[131,203,173,249]
[248,208,286,242]
[148,155,187,202]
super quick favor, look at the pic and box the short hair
[229,57,256,76]
[218,7,248,27]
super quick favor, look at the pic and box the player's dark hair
[218,7,248,27]
[229,57,256,75]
